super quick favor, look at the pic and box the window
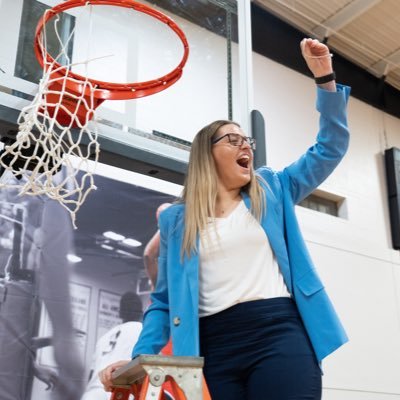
[299,190,346,218]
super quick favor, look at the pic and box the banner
[0,166,177,400]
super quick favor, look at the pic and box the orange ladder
[110,355,211,400]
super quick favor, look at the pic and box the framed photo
[96,290,122,341]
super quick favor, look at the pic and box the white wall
[0,0,23,76]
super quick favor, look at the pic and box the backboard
[0,0,243,183]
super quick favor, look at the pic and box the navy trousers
[199,297,322,400]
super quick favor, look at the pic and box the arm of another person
[143,230,160,288]
[143,203,172,288]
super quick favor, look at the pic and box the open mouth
[237,155,250,169]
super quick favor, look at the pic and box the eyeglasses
[212,133,256,150]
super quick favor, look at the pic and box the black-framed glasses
[212,133,256,150]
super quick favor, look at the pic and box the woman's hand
[98,360,130,392]
[301,38,336,91]
[300,38,333,78]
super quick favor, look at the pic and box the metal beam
[369,48,400,77]
[313,0,382,39]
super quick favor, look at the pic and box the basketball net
[0,9,100,228]
[0,0,188,228]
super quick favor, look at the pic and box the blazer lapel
[184,243,200,313]
[171,212,199,314]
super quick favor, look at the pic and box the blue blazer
[133,84,351,362]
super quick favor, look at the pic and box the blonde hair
[181,120,266,258]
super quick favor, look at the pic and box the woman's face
[211,123,254,191]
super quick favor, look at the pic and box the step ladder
[110,354,211,400]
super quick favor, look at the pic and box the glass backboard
[0,0,241,181]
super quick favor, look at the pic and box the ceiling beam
[313,0,382,39]
[369,48,400,77]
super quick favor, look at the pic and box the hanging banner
[0,165,179,400]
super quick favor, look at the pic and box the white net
[0,9,100,228]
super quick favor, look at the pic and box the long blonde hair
[181,120,266,258]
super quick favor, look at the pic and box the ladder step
[111,355,210,400]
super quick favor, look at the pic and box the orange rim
[34,0,189,100]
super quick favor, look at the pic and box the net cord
[0,5,100,228]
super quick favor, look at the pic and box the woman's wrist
[314,71,336,84]
[317,80,337,92]
[314,71,336,92]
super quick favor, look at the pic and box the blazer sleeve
[131,212,171,357]
[279,84,351,204]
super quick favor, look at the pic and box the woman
[100,38,350,399]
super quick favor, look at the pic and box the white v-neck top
[198,200,290,317]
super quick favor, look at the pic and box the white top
[199,200,290,317]
[81,321,142,400]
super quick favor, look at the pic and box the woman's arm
[280,39,350,204]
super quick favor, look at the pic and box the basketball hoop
[0,0,189,227]
[34,0,190,127]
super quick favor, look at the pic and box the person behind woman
[143,202,172,289]
[99,38,350,400]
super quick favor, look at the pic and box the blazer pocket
[296,269,325,296]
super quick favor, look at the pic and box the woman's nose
[240,139,251,149]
